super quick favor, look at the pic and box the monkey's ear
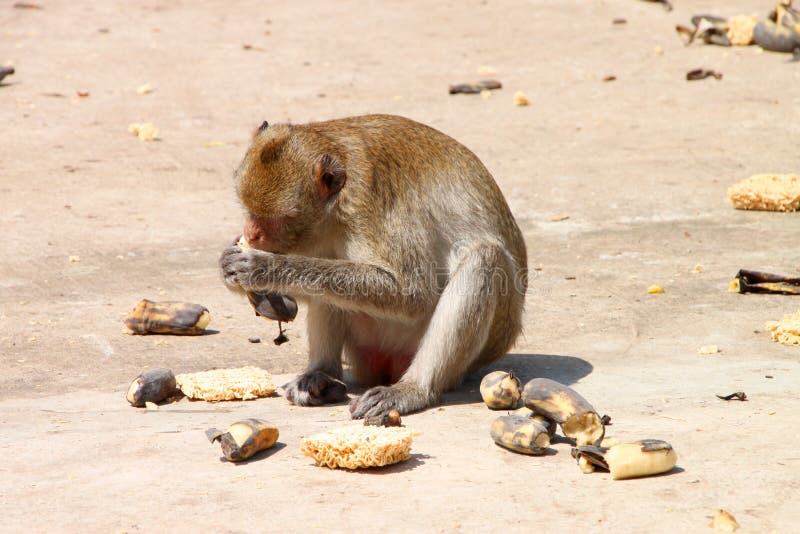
[314,154,346,198]
[251,120,269,139]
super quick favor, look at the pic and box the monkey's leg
[350,243,508,418]
[282,304,348,406]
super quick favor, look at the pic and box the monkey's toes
[282,371,348,406]
[349,384,427,419]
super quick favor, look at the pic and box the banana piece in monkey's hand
[126,368,177,407]
[300,425,416,469]
[175,366,276,401]
[206,419,279,462]
[124,300,210,335]
[522,378,605,446]
[571,439,678,480]
[235,236,298,323]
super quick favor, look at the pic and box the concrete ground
[1,0,799,532]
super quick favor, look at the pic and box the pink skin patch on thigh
[362,348,414,384]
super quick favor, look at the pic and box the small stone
[248,336,261,343]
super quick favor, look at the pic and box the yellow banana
[522,378,605,446]
[571,439,678,480]
[480,370,522,409]
[126,368,176,407]
[490,414,551,455]
[206,419,279,462]
[125,300,210,335]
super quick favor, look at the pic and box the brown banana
[126,368,177,407]
[522,378,605,446]
[480,370,522,410]
[490,414,551,455]
[124,300,210,335]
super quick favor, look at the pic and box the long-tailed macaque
[220,114,527,418]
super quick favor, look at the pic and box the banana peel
[571,439,678,480]
[125,300,210,335]
[522,378,605,446]
[490,414,551,455]
[206,419,279,462]
[731,269,800,295]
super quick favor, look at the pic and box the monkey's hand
[282,371,348,406]
[349,382,433,419]
[219,244,271,293]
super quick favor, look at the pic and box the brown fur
[221,114,527,418]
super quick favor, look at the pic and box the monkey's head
[235,121,347,253]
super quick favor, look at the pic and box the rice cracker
[727,174,800,212]
[175,366,276,401]
[301,425,416,469]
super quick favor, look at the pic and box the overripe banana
[126,368,176,407]
[490,414,551,455]
[522,378,605,446]
[125,300,210,335]
[480,370,522,409]
[571,439,678,480]
[513,407,558,439]
[206,419,279,462]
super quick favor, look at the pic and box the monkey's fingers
[282,371,348,406]
[350,383,427,419]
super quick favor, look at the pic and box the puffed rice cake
[301,425,415,469]
[175,366,276,401]
[726,14,758,46]
[727,174,800,212]
[766,310,800,346]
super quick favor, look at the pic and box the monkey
[220,114,527,419]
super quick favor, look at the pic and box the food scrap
[128,122,159,141]
[206,419,279,462]
[727,174,800,212]
[176,366,276,401]
[300,425,416,469]
[716,391,747,401]
[449,79,502,95]
[765,309,800,346]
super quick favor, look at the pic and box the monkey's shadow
[440,353,594,408]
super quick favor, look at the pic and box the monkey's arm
[220,246,427,318]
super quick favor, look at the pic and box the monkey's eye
[258,121,269,133]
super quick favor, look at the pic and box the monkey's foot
[282,371,348,406]
[349,382,432,419]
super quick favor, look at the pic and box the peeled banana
[490,414,551,455]
[571,439,678,480]
[125,300,210,335]
[206,419,279,462]
[480,370,522,409]
[522,378,605,446]
[126,368,176,407]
